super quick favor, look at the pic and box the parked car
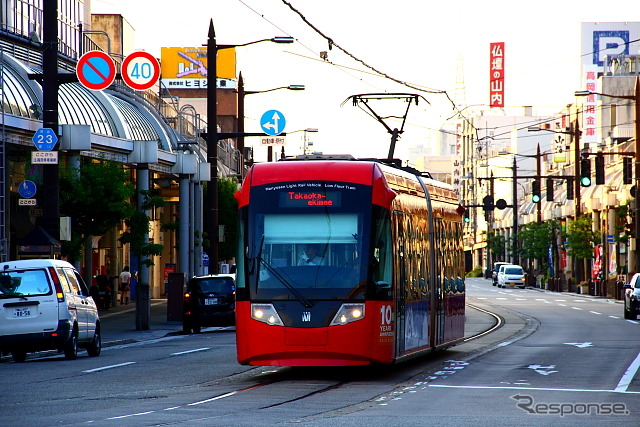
[623,273,640,320]
[492,262,510,286]
[183,274,236,334]
[0,259,101,362]
[497,264,526,288]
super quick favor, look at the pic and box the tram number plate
[205,298,219,305]
[13,307,32,318]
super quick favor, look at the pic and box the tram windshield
[237,181,393,302]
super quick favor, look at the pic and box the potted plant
[578,281,590,295]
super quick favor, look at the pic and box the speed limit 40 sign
[121,51,160,91]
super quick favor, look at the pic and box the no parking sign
[76,51,116,91]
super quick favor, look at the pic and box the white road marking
[564,342,593,348]
[571,307,583,310]
[83,362,136,373]
[429,384,640,394]
[107,411,155,420]
[171,348,210,356]
[589,311,601,315]
[188,391,238,406]
[615,351,640,393]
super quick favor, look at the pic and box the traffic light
[546,178,554,202]
[482,195,494,211]
[580,158,592,187]
[595,152,605,185]
[566,177,574,200]
[463,209,470,223]
[532,180,541,203]
[623,157,633,185]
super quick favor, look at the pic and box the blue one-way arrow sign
[260,110,286,136]
[32,128,58,151]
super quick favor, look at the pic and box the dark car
[623,273,640,320]
[183,274,236,333]
[492,262,510,286]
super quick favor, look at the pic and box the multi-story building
[0,2,241,302]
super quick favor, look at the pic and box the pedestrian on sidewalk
[119,266,132,305]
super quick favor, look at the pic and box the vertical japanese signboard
[489,42,505,108]
[581,66,598,145]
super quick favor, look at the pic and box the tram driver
[298,244,326,266]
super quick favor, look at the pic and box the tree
[487,232,506,261]
[59,159,135,281]
[118,189,166,267]
[119,189,167,331]
[563,215,599,283]
[218,177,239,261]
[519,220,558,261]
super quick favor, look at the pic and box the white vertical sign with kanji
[582,65,598,145]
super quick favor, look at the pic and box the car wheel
[193,323,202,334]
[87,327,102,357]
[64,328,78,360]
[12,351,27,363]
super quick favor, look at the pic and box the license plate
[13,307,32,318]
[205,298,219,305]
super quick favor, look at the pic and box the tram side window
[372,210,392,291]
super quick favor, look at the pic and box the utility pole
[634,76,640,273]
[512,156,518,265]
[41,0,60,241]
[206,20,219,275]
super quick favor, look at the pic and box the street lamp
[575,77,640,271]
[206,20,294,274]
[237,73,304,165]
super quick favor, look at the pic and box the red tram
[234,156,465,366]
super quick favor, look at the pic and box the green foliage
[218,177,239,261]
[563,215,599,259]
[466,265,484,277]
[487,232,506,261]
[613,201,631,243]
[59,160,135,262]
[119,190,167,267]
[518,220,559,261]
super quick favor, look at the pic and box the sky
[91,0,640,162]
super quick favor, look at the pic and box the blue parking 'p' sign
[32,128,58,151]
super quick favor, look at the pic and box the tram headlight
[251,303,284,326]
[330,303,365,326]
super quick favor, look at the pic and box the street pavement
[99,299,185,346]
[98,279,623,348]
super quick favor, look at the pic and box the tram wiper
[258,258,314,308]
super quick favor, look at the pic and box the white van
[0,259,101,362]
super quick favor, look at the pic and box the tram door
[394,212,406,356]
[435,221,446,345]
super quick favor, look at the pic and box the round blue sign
[18,180,37,198]
[260,110,286,136]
